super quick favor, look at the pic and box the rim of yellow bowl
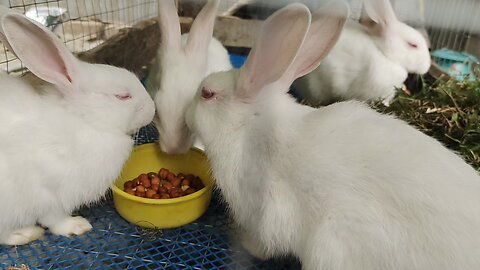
[111,145,214,205]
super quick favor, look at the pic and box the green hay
[371,76,480,171]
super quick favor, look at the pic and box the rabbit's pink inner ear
[186,0,219,55]
[158,0,181,49]
[2,14,77,89]
[236,4,311,99]
[363,0,397,27]
[284,2,349,85]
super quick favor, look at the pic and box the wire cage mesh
[0,0,479,269]
[2,0,479,76]
[0,191,302,269]
[1,0,159,74]
[0,0,248,75]
[222,0,480,82]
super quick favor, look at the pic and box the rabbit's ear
[158,0,182,49]
[186,0,219,55]
[0,6,15,53]
[415,26,431,48]
[359,4,375,28]
[282,1,349,86]
[362,0,397,30]
[1,13,80,90]
[236,3,310,100]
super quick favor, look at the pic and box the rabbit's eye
[201,87,215,100]
[115,93,132,100]
[407,42,418,49]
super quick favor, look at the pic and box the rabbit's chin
[158,133,194,155]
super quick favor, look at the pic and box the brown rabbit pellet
[123,168,205,199]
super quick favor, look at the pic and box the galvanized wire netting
[1,0,479,76]
[425,0,480,52]
[218,0,480,55]
[0,0,158,74]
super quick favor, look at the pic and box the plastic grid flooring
[0,54,303,269]
[1,121,301,269]
[0,190,301,269]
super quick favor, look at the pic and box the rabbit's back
[0,74,133,227]
[180,34,232,76]
[206,37,232,75]
[293,101,480,269]
[0,74,42,111]
[296,22,408,106]
[299,101,480,211]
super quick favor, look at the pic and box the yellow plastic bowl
[112,143,214,228]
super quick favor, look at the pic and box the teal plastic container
[431,49,479,81]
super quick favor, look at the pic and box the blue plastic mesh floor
[0,124,301,270]
[0,191,301,269]
[0,54,303,269]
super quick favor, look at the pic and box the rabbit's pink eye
[201,87,215,100]
[115,94,132,100]
[408,42,418,49]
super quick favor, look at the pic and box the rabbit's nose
[159,140,174,154]
[159,140,187,155]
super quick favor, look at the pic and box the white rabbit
[294,0,431,106]
[146,0,232,155]
[0,9,155,245]
[186,2,480,270]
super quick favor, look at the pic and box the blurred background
[0,0,478,78]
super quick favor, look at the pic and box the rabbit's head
[360,0,431,74]
[0,11,155,134]
[151,0,220,154]
[187,2,348,145]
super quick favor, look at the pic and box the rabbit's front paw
[240,232,269,260]
[3,226,44,245]
[49,216,92,237]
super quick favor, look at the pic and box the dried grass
[372,76,480,171]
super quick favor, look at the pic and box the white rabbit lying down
[146,0,232,155]
[0,8,155,245]
[294,0,431,106]
[186,2,480,270]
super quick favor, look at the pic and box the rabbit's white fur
[147,0,232,155]
[186,3,480,269]
[202,36,232,76]
[0,10,155,245]
[295,0,431,106]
